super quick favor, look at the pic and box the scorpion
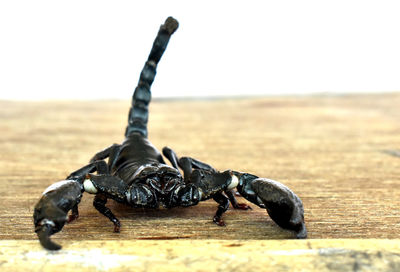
[33,17,307,250]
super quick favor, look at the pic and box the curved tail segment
[125,17,179,138]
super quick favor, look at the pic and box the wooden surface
[1,94,400,271]
[1,239,400,272]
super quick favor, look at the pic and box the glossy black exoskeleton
[33,17,307,250]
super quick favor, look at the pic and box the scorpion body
[34,17,307,250]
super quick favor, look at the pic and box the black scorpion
[33,17,307,250]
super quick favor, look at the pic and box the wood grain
[1,239,400,272]
[1,94,400,270]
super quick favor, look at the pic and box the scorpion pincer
[33,17,307,250]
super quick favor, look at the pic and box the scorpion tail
[125,17,179,138]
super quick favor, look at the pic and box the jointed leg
[162,147,179,170]
[184,157,216,172]
[225,190,252,210]
[67,204,79,223]
[212,193,230,226]
[93,194,121,233]
[163,147,217,181]
[67,160,109,181]
[177,157,193,183]
[163,147,193,182]
[89,144,120,163]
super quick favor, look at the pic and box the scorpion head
[148,165,183,197]
[147,174,183,204]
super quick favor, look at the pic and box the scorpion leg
[93,194,121,232]
[67,204,79,223]
[84,174,159,230]
[163,146,217,179]
[225,190,252,210]
[212,193,230,226]
[89,143,120,163]
[162,146,180,170]
[66,160,109,181]
[84,173,157,231]
[81,173,128,232]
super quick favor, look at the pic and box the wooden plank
[1,239,400,272]
[0,94,400,270]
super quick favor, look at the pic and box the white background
[1,0,399,100]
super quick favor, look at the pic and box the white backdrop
[1,1,399,100]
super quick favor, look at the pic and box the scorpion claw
[33,179,84,250]
[36,224,62,250]
[236,173,307,238]
[295,223,307,239]
[251,178,307,238]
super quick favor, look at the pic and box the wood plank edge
[1,239,400,271]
